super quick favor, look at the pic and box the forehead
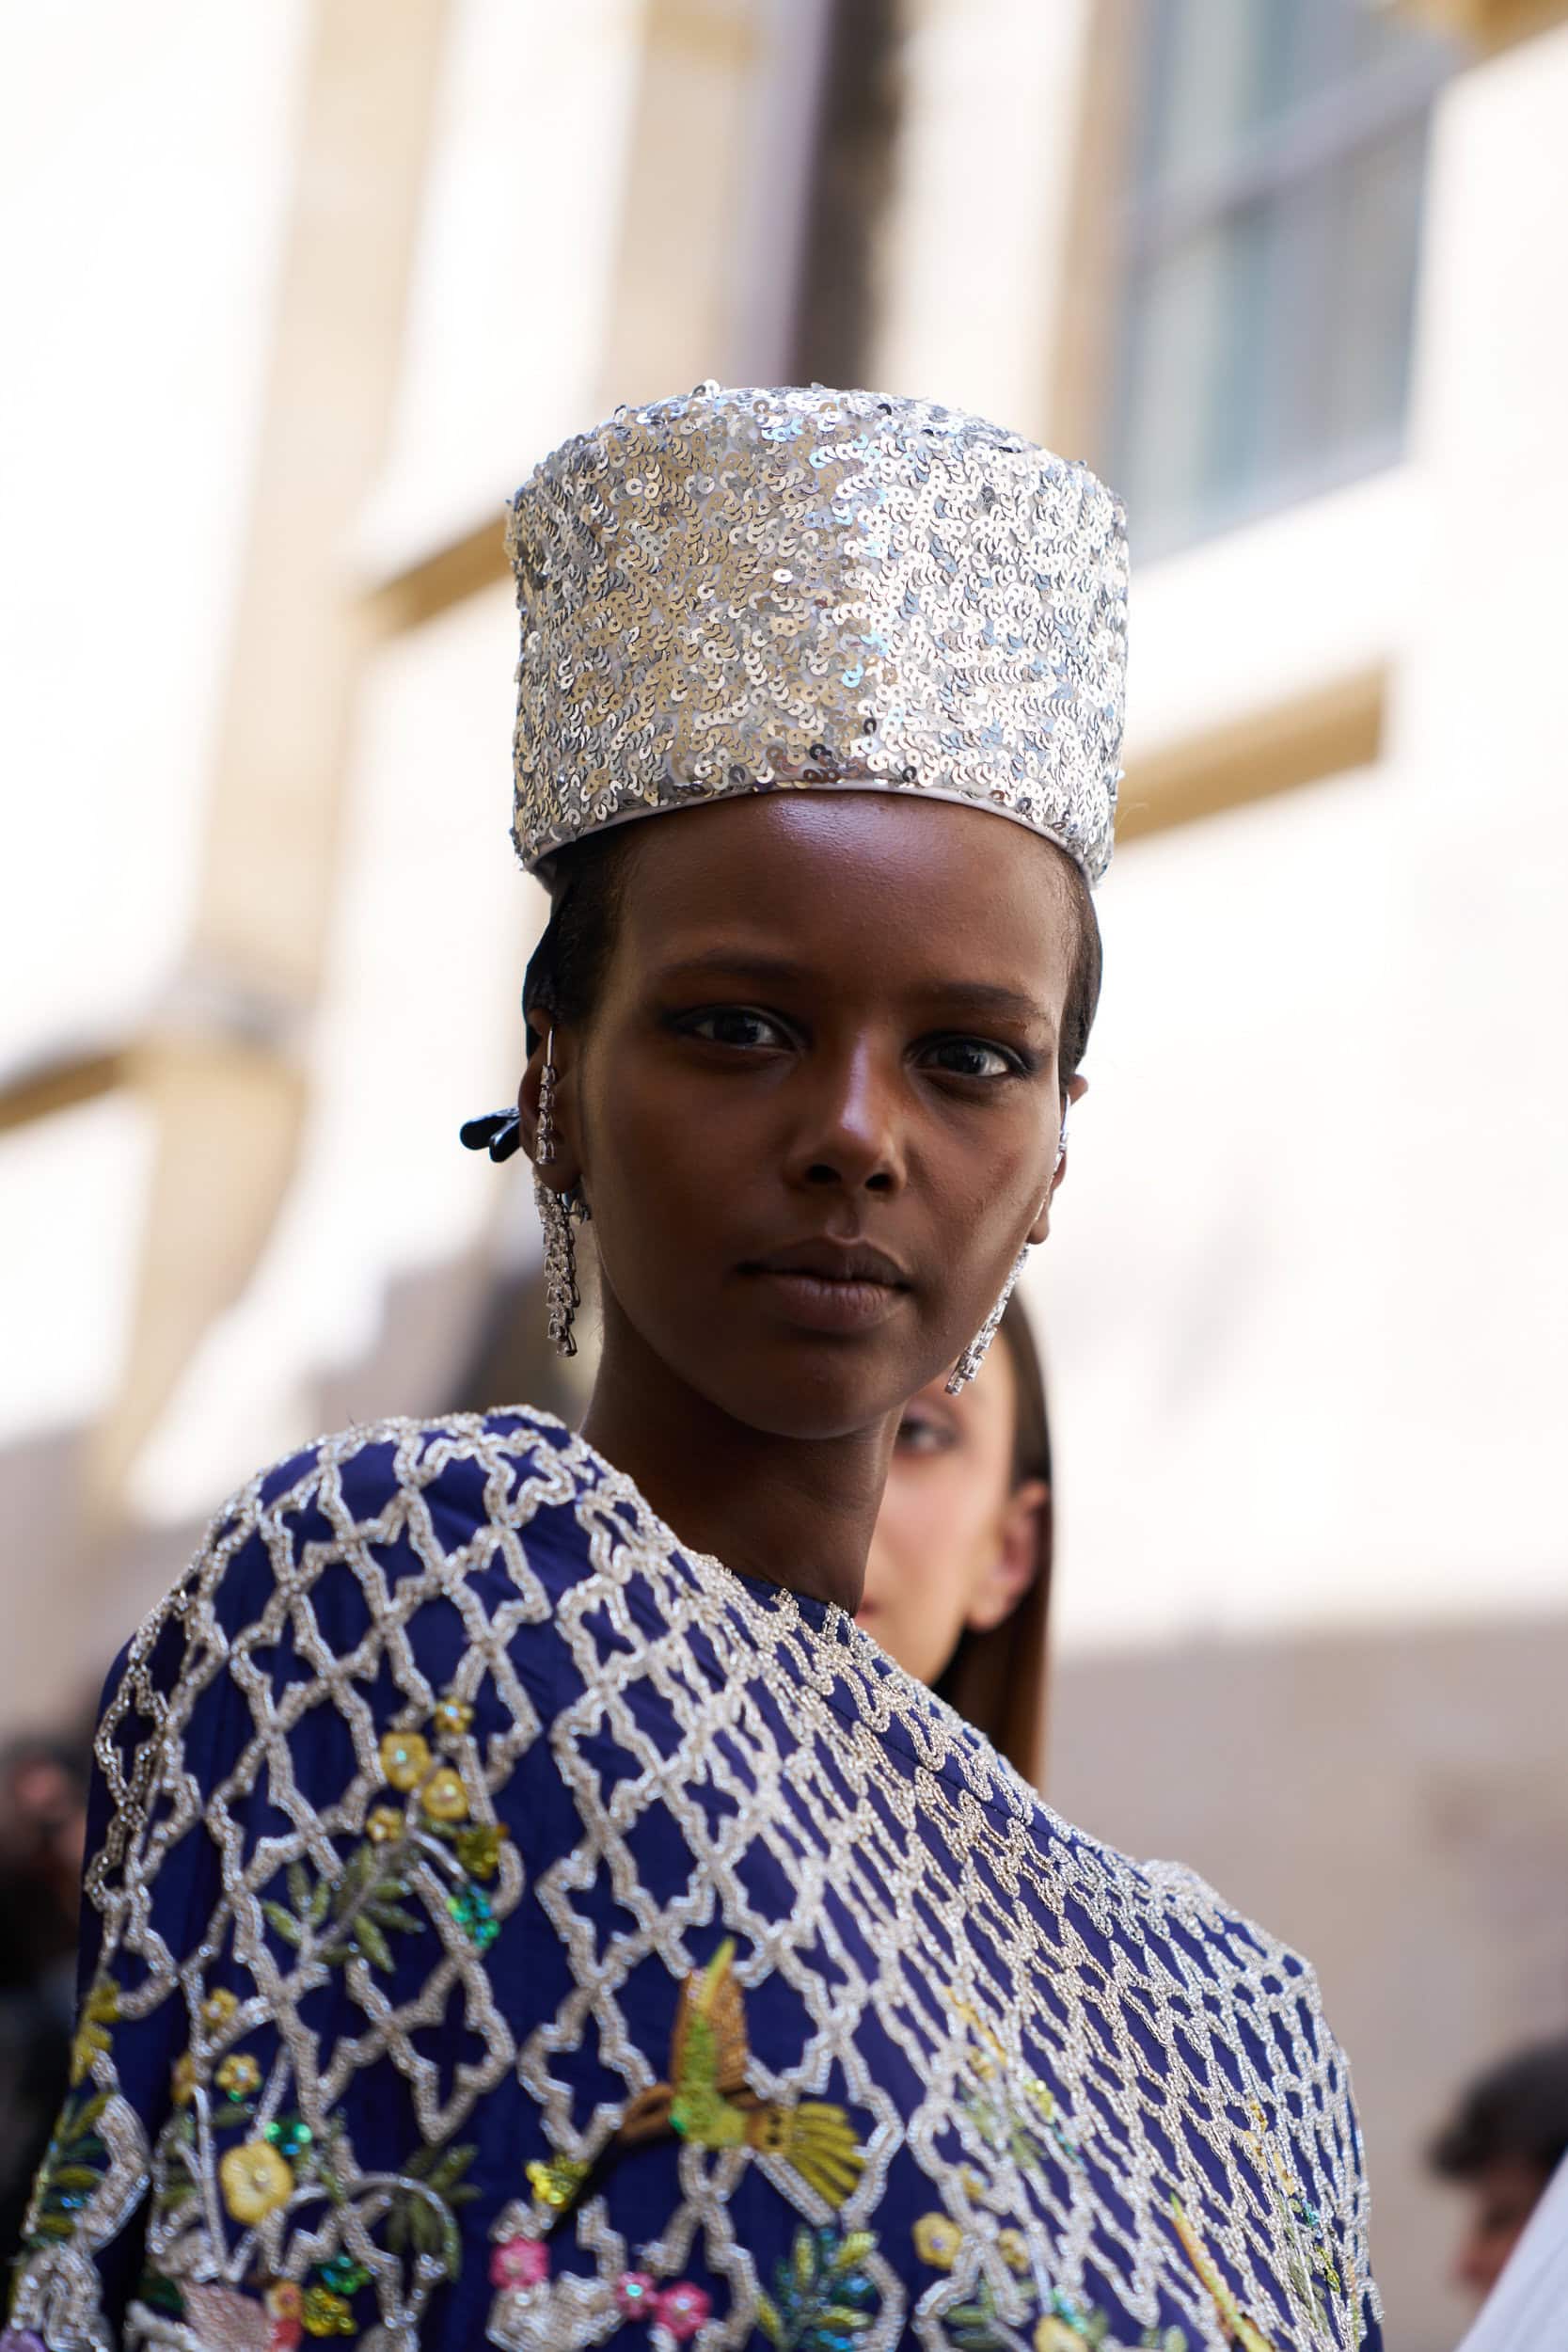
[612,792,1078,1001]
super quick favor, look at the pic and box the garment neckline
[527,1406,858,1641]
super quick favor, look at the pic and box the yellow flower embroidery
[526,2154,590,2210]
[215,2052,261,2098]
[1036,2323,1082,2352]
[366,1804,405,1843]
[69,1978,119,2086]
[378,1730,432,1790]
[455,1821,507,1878]
[301,2285,356,2336]
[219,2139,293,2223]
[997,2227,1031,2274]
[171,2052,198,2106]
[913,2212,963,2270]
[433,1692,473,1743]
[420,1767,468,1823]
[200,1987,239,2031]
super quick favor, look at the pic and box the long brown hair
[930,1295,1053,1788]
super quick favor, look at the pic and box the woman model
[862,1299,1053,1786]
[7,385,1379,2352]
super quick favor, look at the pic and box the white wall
[0,0,309,1497]
[131,583,545,1523]
[1024,29,1568,1660]
[0,0,309,1070]
[357,0,645,575]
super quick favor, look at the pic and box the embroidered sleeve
[5,1419,572,2352]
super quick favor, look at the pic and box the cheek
[863,1464,996,1679]
[579,1060,718,1280]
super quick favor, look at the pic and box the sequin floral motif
[487,1947,873,2349]
[755,2225,881,2348]
[23,2088,115,2253]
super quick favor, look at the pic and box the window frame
[1114,0,1454,555]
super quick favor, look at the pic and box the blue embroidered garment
[7,1410,1381,2352]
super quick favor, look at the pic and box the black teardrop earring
[458,1108,523,1162]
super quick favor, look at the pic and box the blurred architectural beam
[0,1048,123,1135]
[367,515,509,638]
[90,0,451,1523]
[1118,670,1386,846]
[1396,0,1568,47]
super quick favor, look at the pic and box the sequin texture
[507,384,1127,885]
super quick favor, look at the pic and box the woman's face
[858,1338,1048,1685]
[548,791,1080,1442]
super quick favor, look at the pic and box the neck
[579,1321,895,1613]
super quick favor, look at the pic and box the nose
[783,1038,907,1198]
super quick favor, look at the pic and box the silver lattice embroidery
[8,1411,1376,2352]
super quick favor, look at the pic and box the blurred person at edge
[859,1294,1052,1784]
[0,1735,92,2264]
[1429,2034,1568,2302]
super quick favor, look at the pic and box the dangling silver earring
[945,1105,1069,1395]
[531,1029,585,1356]
[536,1172,580,1358]
[535,1027,559,1167]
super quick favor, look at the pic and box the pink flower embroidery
[655,2280,711,2340]
[489,2233,549,2291]
[614,2271,657,2316]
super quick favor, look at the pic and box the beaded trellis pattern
[8,1412,1379,2352]
[506,385,1127,885]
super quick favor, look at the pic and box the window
[1112,0,1452,557]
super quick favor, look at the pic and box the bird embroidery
[535,1940,864,2228]
[625,1939,863,2207]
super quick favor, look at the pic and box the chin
[695,1341,936,1444]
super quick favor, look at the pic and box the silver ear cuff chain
[464,1045,1068,1380]
[457,1032,590,1359]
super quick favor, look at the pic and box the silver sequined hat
[507,382,1127,884]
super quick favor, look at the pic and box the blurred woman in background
[860,1295,1053,1785]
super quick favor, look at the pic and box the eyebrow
[648,952,1051,1025]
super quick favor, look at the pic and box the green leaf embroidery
[354,1915,394,1972]
[24,2084,117,2249]
[759,2224,882,2350]
[262,1900,303,1946]
[385,2139,478,2287]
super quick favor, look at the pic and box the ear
[517,1013,584,1192]
[1027,1073,1088,1245]
[965,1478,1050,1635]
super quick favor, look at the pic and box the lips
[738,1237,911,1336]
[743,1238,909,1286]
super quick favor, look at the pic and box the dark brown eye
[920,1038,1020,1080]
[682,1009,789,1050]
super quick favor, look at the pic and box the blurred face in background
[858,1332,1047,1685]
[1451,2156,1551,2299]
